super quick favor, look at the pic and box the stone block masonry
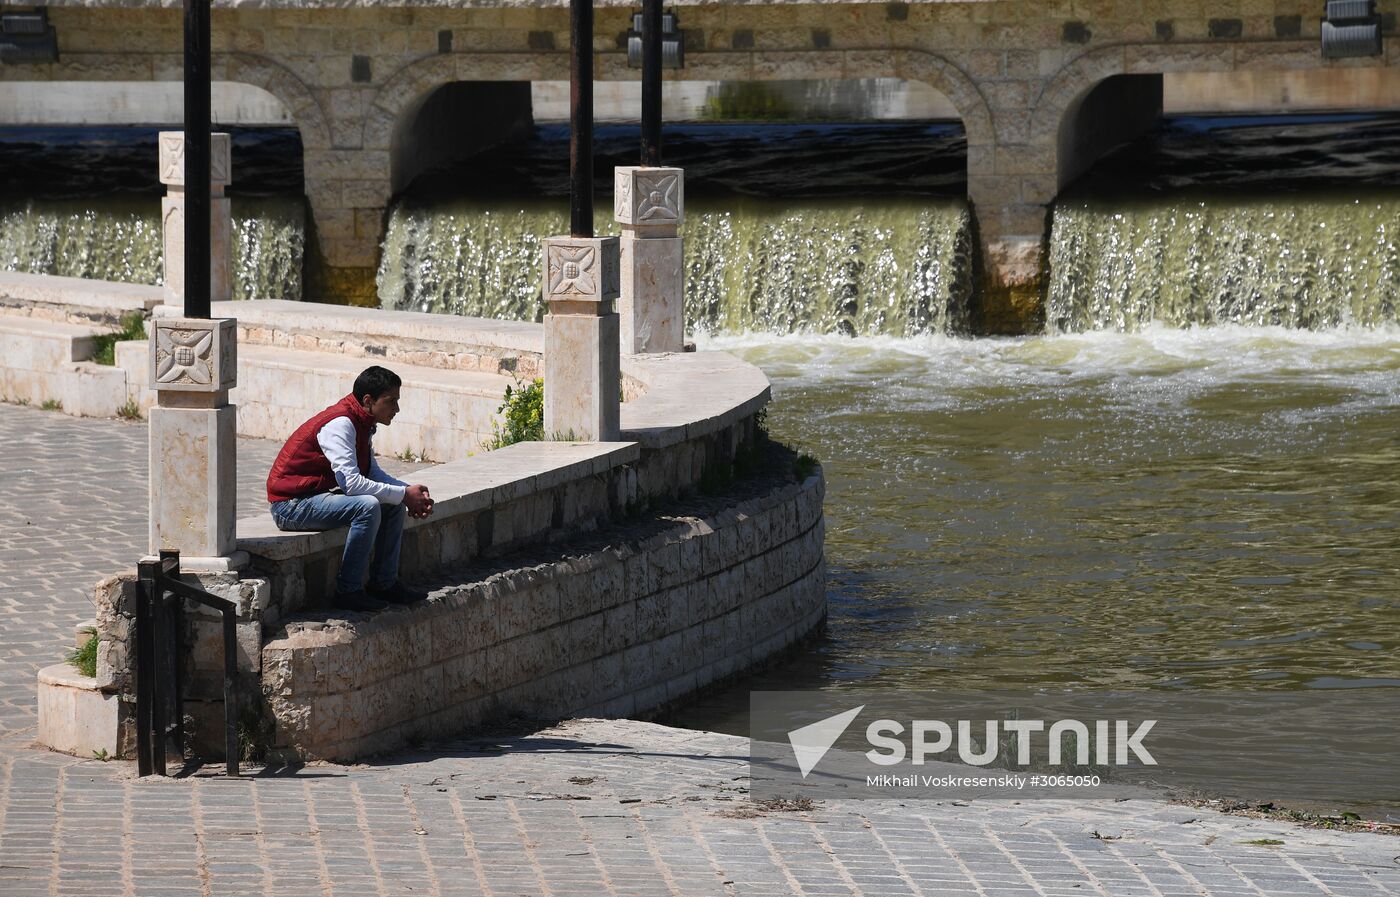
[262,468,826,761]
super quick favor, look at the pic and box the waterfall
[377,197,974,337]
[1047,194,1400,332]
[0,195,305,301]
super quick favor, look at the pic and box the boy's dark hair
[353,366,401,402]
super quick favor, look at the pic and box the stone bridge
[5,0,1398,330]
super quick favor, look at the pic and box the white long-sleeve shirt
[316,417,408,504]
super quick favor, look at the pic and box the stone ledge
[0,271,161,326]
[0,312,105,348]
[620,351,772,449]
[238,439,640,561]
[36,663,120,759]
[178,299,544,356]
[239,342,515,397]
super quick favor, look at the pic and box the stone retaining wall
[262,469,825,761]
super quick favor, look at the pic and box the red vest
[266,394,375,503]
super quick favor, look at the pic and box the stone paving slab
[2,401,1399,897]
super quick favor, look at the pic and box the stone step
[118,340,520,461]
[0,271,161,327]
[236,344,518,462]
[202,299,542,379]
[0,312,126,411]
[37,663,119,759]
[0,312,105,365]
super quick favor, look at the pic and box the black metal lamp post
[641,0,662,166]
[570,0,594,238]
[183,0,211,319]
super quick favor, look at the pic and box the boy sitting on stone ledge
[266,365,435,612]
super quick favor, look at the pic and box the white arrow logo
[787,705,865,778]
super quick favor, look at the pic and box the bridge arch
[370,48,996,192]
[1031,41,1400,191]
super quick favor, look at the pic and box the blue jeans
[270,493,407,594]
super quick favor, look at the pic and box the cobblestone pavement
[2,402,1399,897]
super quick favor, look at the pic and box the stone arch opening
[1056,74,1164,193]
[390,82,536,196]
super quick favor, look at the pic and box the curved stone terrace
[0,275,825,765]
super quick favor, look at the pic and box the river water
[685,327,1400,686]
[678,326,1400,815]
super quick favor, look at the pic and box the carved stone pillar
[151,131,240,568]
[542,236,621,442]
[158,131,232,306]
[148,318,238,562]
[614,166,684,353]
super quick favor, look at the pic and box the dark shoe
[368,581,428,605]
[334,589,389,613]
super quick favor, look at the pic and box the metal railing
[135,549,240,777]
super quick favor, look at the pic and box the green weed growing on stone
[488,377,544,449]
[67,627,98,679]
[116,398,143,421]
[40,398,63,412]
[793,453,819,482]
[92,312,147,366]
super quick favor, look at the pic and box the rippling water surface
[676,328,1400,737]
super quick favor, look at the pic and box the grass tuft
[91,313,147,366]
[67,627,97,679]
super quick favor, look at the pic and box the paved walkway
[1,401,1398,897]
